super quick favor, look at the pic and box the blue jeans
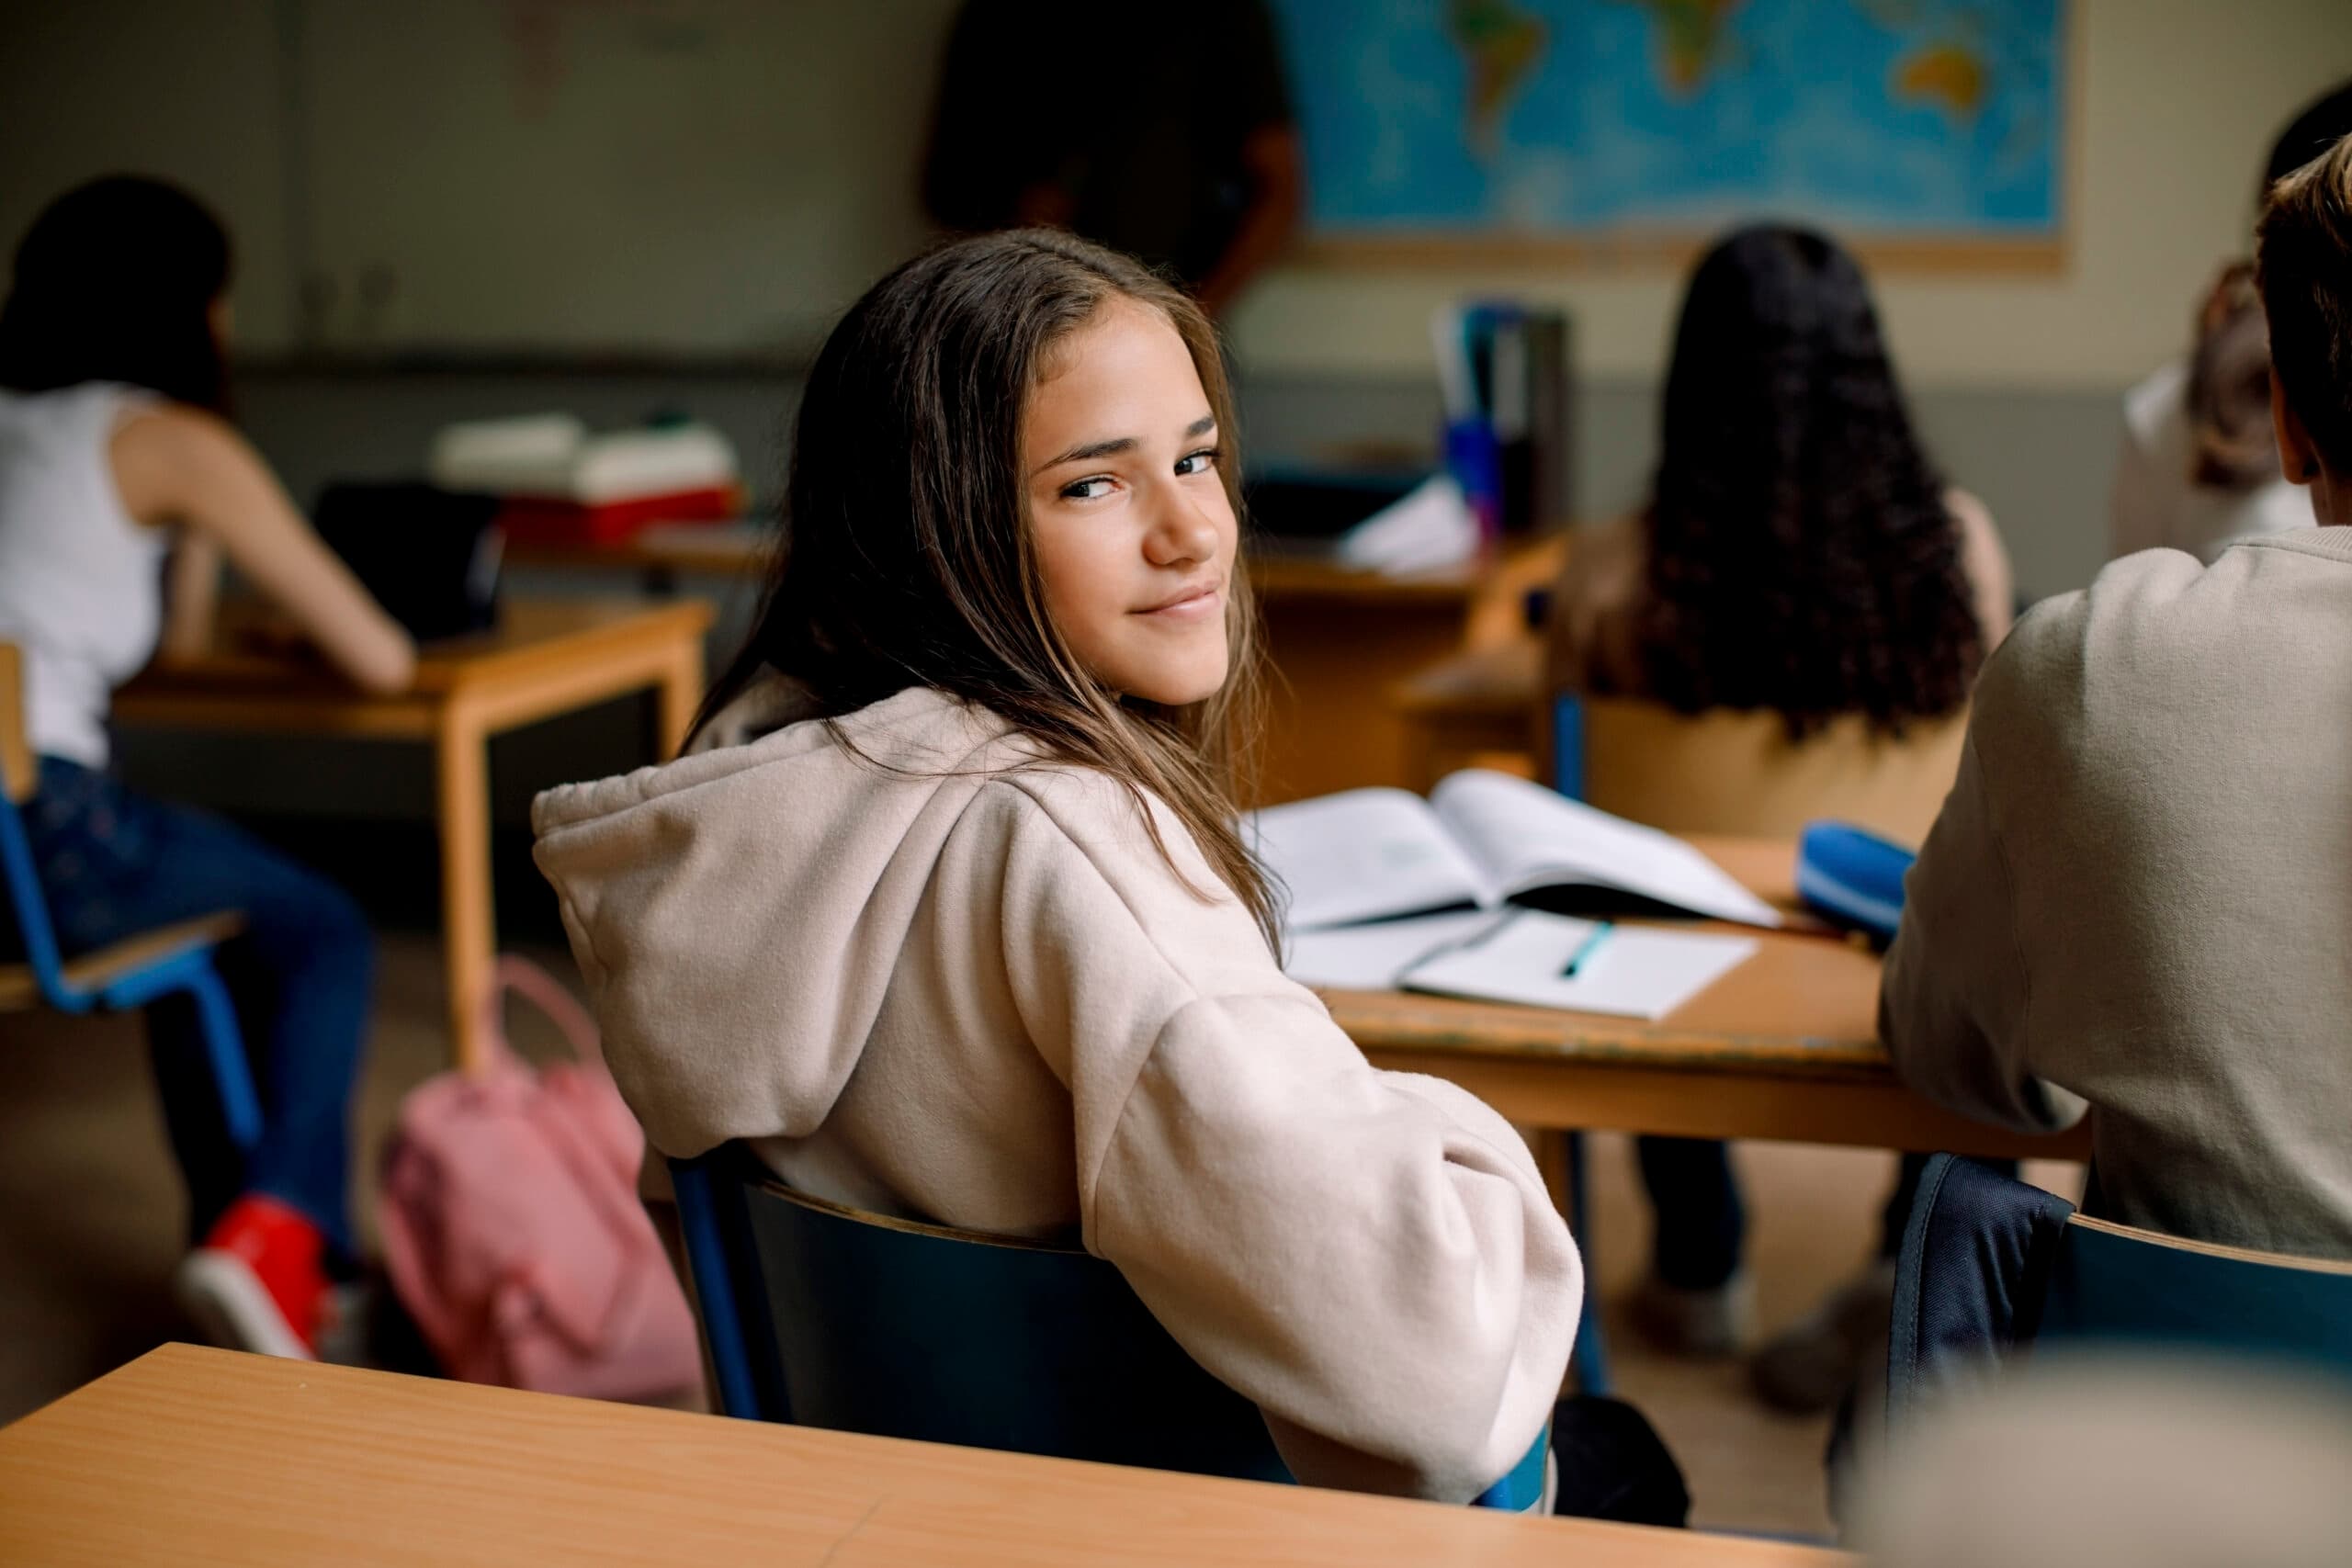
[14,757,372,1256]
[1640,1139,2018,1289]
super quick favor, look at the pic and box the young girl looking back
[533,231,1581,1502]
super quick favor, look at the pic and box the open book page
[1282,910,1511,989]
[1246,788,1494,931]
[1427,770,1782,930]
[1402,910,1758,1021]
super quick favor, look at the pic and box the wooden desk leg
[655,637,707,761]
[435,701,496,1072]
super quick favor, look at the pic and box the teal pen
[1559,920,1613,978]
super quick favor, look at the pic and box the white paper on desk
[1335,474,1477,574]
[1402,910,1758,1021]
[1282,909,1510,989]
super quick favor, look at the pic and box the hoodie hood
[531,680,1034,1157]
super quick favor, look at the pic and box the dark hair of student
[2178,83,2352,494]
[2264,80,2352,194]
[695,228,1276,945]
[1635,224,1981,739]
[2257,132,2352,479]
[2184,263,2278,490]
[0,175,233,414]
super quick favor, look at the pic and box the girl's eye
[1059,476,1116,501]
[1175,446,1220,477]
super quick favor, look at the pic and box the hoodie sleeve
[976,771,1581,1503]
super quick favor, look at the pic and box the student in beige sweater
[533,231,1600,1506]
[1882,132,2352,1259]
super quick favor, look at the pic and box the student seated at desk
[534,231,1596,1506]
[0,177,415,1356]
[1882,133,2352,1260]
[2109,80,2352,565]
[1544,224,2016,1399]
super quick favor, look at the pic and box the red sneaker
[174,1194,328,1360]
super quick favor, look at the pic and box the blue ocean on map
[1267,0,2064,236]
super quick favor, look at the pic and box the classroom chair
[0,641,260,1151]
[1537,690,1972,1395]
[1548,693,1969,844]
[668,1146,1550,1510]
[1885,1153,2352,1438]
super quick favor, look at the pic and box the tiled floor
[0,928,2074,1539]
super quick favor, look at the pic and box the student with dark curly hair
[1551,224,2009,728]
[1545,224,2015,1404]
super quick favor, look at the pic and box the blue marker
[1559,920,1613,978]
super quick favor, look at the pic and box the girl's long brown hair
[695,229,1276,946]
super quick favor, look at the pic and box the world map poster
[1267,0,2068,263]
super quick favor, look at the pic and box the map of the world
[1267,0,2065,245]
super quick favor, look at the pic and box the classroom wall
[4,0,2350,608]
[1229,0,2352,390]
[9,1,2346,382]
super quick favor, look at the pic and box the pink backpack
[378,957,702,1402]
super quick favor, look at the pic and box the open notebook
[1248,771,1770,1019]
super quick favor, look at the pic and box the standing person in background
[1548,224,2015,1409]
[2109,80,2352,562]
[922,0,1303,316]
[0,176,414,1359]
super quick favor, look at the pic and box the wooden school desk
[503,525,1559,804]
[1328,837,2094,1162]
[114,600,712,1070]
[0,1345,1851,1568]
[1390,634,1544,790]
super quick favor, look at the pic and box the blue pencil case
[1794,822,1917,945]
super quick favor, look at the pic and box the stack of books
[428,413,741,545]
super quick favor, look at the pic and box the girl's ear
[2274,368,2323,485]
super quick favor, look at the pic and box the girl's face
[1022,298,1237,706]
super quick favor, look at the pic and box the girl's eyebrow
[1033,414,1218,477]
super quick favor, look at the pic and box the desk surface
[1332,839,1880,1071]
[1330,838,2091,1160]
[121,598,713,701]
[0,1346,1849,1567]
[1392,636,1544,717]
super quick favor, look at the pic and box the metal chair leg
[670,1156,764,1420]
[186,965,264,1155]
[1564,1131,1612,1396]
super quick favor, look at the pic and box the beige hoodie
[531,682,1580,1501]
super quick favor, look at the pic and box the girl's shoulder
[0,379,164,446]
[1942,487,2016,648]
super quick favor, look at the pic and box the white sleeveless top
[0,383,167,768]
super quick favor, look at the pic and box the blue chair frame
[0,646,260,1153]
[1545,691,1610,1396]
[1887,1153,2352,1436]
[670,1149,1549,1510]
